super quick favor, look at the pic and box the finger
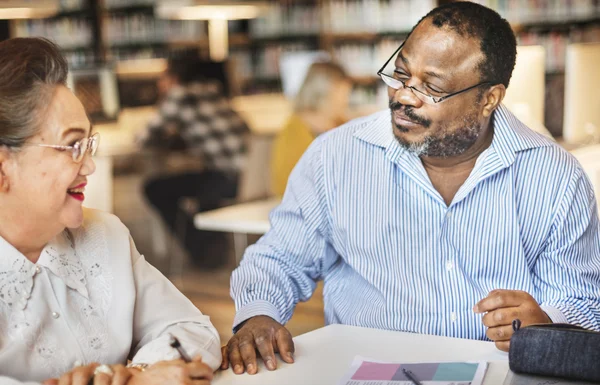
[43,380,59,385]
[72,365,98,385]
[187,362,214,380]
[485,324,515,342]
[495,340,510,352]
[192,355,203,362]
[481,307,521,328]
[238,334,258,375]
[58,373,72,385]
[93,373,111,385]
[474,290,524,313]
[227,340,244,375]
[110,365,131,385]
[253,331,277,371]
[220,346,229,370]
[274,327,295,364]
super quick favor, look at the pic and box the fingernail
[287,352,295,362]
[266,359,276,370]
[247,363,255,373]
[234,364,242,373]
[473,305,480,313]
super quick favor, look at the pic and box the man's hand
[474,289,552,352]
[221,315,295,375]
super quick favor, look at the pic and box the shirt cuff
[131,324,221,370]
[233,300,282,332]
[541,304,569,324]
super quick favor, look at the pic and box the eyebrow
[424,70,448,81]
[398,51,448,82]
[62,125,93,139]
[399,51,410,66]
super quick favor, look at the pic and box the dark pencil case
[509,319,600,383]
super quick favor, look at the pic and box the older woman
[0,38,220,384]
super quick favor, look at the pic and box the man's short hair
[415,1,517,89]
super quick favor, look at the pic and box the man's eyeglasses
[377,42,492,105]
[26,132,100,163]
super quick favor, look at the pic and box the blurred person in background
[138,53,249,269]
[0,38,220,385]
[271,61,352,196]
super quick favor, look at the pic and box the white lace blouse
[0,209,221,384]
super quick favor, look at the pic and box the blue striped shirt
[231,105,600,339]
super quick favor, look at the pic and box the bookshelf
[11,0,98,68]
[7,0,600,134]
[10,0,206,69]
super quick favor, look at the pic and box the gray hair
[0,37,68,148]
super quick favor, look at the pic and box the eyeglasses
[377,42,492,105]
[26,132,100,163]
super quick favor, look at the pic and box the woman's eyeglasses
[25,132,100,163]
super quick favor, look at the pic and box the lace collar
[0,231,89,310]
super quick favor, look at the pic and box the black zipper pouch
[509,319,600,383]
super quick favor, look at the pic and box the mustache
[389,100,431,127]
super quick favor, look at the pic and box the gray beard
[393,112,482,158]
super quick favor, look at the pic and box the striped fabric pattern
[231,105,600,340]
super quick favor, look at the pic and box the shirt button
[35,266,42,274]
[446,261,453,271]
[52,312,60,319]
[451,312,457,322]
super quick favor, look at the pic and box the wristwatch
[126,363,149,372]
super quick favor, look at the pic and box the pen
[402,368,423,385]
[169,334,192,363]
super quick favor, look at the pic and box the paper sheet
[338,356,488,385]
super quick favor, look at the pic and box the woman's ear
[0,147,12,193]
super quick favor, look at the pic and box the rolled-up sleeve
[535,168,600,329]
[127,238,221,370]
[230,136,338,330]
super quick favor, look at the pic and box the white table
[194,198,281,262]
[213,324,509,385]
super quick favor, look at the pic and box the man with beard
[222,1,600,375]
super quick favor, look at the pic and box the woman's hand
[128,356,214,385]
[43,356,213,385]
[42,363,133,385]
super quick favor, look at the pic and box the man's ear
[482,84,506,118]
[0,147,13,193]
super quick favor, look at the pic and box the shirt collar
[353,104,552,166]
[0,230,89,309]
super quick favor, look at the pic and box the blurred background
[1,0,599,342]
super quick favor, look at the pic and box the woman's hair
[294,61,349,113]
[0,37,68,148]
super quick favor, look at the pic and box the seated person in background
[0,38,219,385]
[271,62,352,196]
[222,1,600,375]
[138,53,250,269]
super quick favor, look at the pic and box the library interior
[0,1,599,384]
